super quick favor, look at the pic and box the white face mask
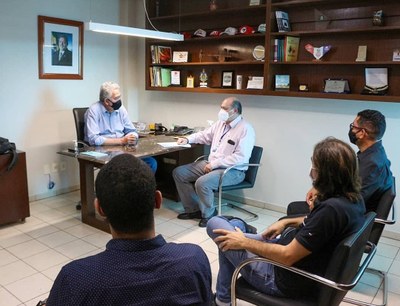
[218,109,230,122]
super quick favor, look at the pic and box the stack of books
[149,67,171,87]
[273,36,300,62]
[150,45,172,64]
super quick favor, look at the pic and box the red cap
[239,25,255,35]
[209,30,221,36]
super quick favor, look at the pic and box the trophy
[199,69,208,87]
[305,44,331,61]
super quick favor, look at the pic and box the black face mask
[348,129,358,144]
[111,100,122,110]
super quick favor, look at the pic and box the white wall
[0,0,124,200]
[131,3,400,238]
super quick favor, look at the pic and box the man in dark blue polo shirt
[46,154,212,305]
[288,109,393,215]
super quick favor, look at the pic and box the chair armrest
[375,203,396,225]
[230,241,376,305]
[218,163,262,189]
[194,154,209,162]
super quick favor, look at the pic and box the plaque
[186,76,194,88]
[222,71,233,88]
[356,46,367,62]
[172,51,188,63]
[171,70,181,86]
[323,79,350,94]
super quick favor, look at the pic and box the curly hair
[312,137,361,203]
[99,81,120,102]
[95,154,156,233]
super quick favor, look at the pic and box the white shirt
[186,116,255,170]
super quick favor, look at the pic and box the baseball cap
[220,27,238,36]
[209,30,221,37]
[193,29,206,37]
[182,32,192,40]
[239,25,255,35]
[257,23,266,33]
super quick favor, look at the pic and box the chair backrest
[369,177,396,245]
[319,211,376,306]
[72,107,88,143]
[243,146,263,186]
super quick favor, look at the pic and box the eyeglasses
[349,123,366,132]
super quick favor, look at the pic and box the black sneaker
[224,216,257,234]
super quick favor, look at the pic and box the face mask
[111,100,122,110]
[218,109,230,122]
[348,129,357,144]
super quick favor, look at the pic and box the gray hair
[99,81,120,102]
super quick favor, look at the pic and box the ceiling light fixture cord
[143,0,159,31]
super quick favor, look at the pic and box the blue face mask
[111,100,122,110]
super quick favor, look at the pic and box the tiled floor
[0,191,399,306]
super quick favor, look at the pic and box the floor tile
[36,231,76,248]
[5,273,53,303]
[0,261,37,286]
[7,240,49,259]
[22,249,69,271]
[0,287,21,306]
[54,239,98,259]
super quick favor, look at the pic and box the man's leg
[195,169,245,218]
[141,157,157,173]
[207,217,283,303]
[172,161,207,214]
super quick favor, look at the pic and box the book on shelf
[150,67,172,87]
[150,45,172,64]
[275,11,291,32]
[284,36,300,62]
[272,36,299,62]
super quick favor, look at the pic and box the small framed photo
[222,71,234,88]
[323,79,350,94]
[171,70,181,86]
[38,16,83,79]
[186,76,194,88]
[173,51,189,63]
[275,74,290,91]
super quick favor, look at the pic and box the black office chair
[344,178,396,306]
[72,107,89,145]
[231,211,377,306]
[72,107,89,210]
[195,145,263,221]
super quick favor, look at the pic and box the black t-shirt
[274,197,366,299]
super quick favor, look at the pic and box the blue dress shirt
[85,101,138,146]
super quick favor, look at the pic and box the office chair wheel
[76,202,82,210]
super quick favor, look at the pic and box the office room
[0,0,399,305]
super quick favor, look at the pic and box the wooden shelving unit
[145,0,400,103]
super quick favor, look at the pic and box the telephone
[166,125,194,136]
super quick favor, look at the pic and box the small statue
[373,10,384,26]
[199,69,208,88]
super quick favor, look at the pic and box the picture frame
[275,74,290,91]
[323,79,350,94]
[38,15,83,79]
[171,70,181,86]
[222,71,234,88]
[173,51,189,63]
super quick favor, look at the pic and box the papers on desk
[158,142,191,148]
[80,151,108,157]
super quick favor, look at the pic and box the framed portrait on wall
[38,16,83,79]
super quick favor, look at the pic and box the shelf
[270,26,400,37]
[152,61,265,67]
[150,5,267,21]
[145,0,400,103]
[269,61,400,65]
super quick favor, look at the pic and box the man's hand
[261,220,286,240]
[306,187,318,211]
[203,162,212,173]
[124,134,137,145]
[176,137,188,145]
[213,227,247,251]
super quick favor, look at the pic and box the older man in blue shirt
[85,81,156,172]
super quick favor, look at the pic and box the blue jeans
[172,161,245,218]
[206,216,284,303]
[142,157,157,173]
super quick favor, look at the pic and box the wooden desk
[59,135,204,232]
